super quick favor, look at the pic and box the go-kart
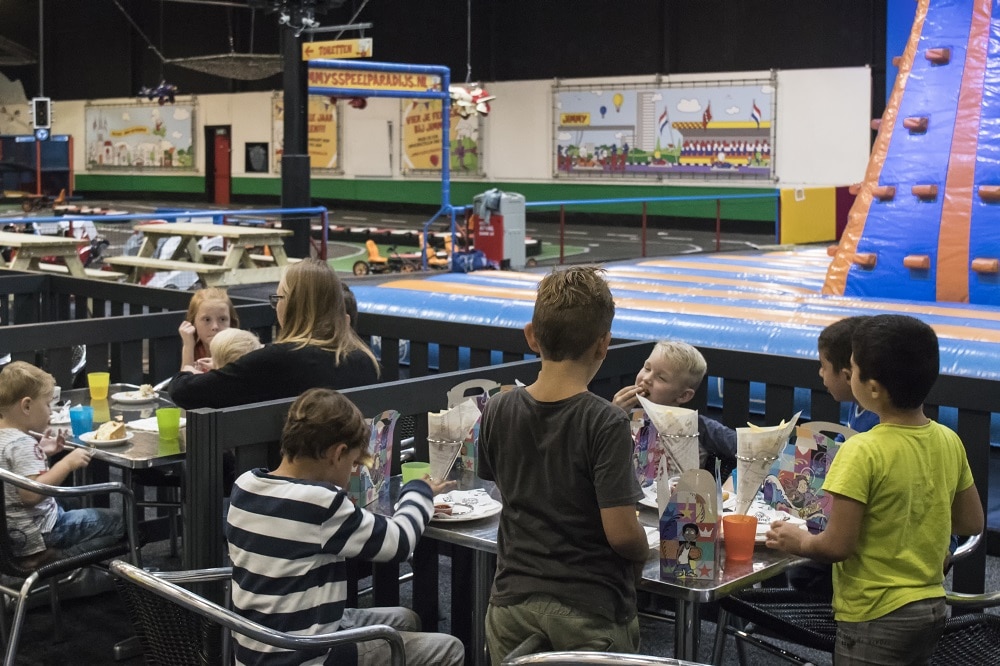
[352,241,421,276]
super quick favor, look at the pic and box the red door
[213,130,231,205]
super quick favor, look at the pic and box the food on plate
[433,503,454,516]
[138,384,157,398]
[93,419,127,441]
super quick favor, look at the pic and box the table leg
[62,254,88,279]
[470,550,495,666]
[412,539,440,631]
[674,599,700,662]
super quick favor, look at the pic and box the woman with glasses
[169,259,380,409]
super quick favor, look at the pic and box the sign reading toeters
[301,38,373,61]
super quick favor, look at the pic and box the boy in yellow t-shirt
[766,314,984,664]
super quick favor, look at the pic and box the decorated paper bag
[734,412,801,515]
[428,400,480,481]
[659,468,720,580]
[761,422,852,533]
[636,396,699,480]
[459,382,520,472]
[349,410,399,506]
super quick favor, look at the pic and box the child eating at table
[478,266,648,663]
[612,339,736,476]
[178,287,239,373]
[766,314,984,664]
[209,328,262,370]
[0,362,124,565]
[226,387,463,666]
[818,315,878,433]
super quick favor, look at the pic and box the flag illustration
[751,101,761,128]
[702,102,712,129]
[658,108,669,134]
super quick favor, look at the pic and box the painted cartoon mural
[85,103,195,170]
[554,77,774,180]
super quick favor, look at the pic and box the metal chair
[110,561,405,666]
[0,467,141,666]
[710,533,986,665]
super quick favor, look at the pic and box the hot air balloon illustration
[613,93,624,113]
[600,105,607,118]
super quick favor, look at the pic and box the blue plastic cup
[69,405,94,437]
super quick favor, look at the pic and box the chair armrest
[0,467,134,502]
[952,532,982,563]
[946,589,1000,610]
[154,567,233,585]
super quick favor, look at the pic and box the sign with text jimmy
[84,103,195,170]
[400,100,484,175]
[553,78,775,181]
[271,94,340,172]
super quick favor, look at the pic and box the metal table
[379,472,801,665]
[60,384,186,471]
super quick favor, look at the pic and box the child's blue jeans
[43,506,124,559]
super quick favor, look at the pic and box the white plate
[430,489,502,523]
[638,484,734,511]
[638,484,657,509]
[723,507,808,543]
[78,431,134,447]
[111,391,159,404]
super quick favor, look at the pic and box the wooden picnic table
[0,230,123,280]
[104,222,295,287]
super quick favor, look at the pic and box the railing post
[559,205,565,265]
[715,198,722,252]
[641,201,648,258]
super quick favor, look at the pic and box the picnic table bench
[104,222,295,287]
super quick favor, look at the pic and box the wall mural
[553,78,775,181]
[85,103,195,170]
[272,93,340,173]
[400,99,483,176]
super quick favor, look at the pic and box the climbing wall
[824,0,1000,305]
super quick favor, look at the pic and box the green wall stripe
[76,175,776,221]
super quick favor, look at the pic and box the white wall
[52,66,871,188]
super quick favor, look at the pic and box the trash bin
[471,189,525,270]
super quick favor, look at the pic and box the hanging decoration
[449,84,495,118]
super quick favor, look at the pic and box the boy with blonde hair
[478,266,648,663]
[209,328,263,369]
[0,362,123,565]
[768,315,984,663]
[613,339,736,472]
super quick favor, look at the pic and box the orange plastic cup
[723,514,758,562]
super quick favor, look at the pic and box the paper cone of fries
[734,412,802,515]
[427,399,481,481]
[638,396,700,481]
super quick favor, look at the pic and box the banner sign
[308,69,440,94]
[554,77,775,181]
[302,38,373,61]
[400,99,483,175]
[272,93,340,172]
[85,103,195,170]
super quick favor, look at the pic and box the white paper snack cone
[637,396,699,478]
[427,399,481,480]
[734,412,801,515]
